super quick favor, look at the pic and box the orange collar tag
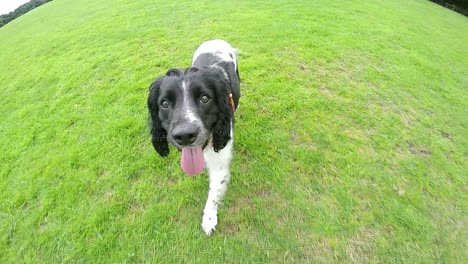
[229,93,235,110]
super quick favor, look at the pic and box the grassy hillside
[0,0,466,262]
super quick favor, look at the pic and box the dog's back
[192,39,237,68]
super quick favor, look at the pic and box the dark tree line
[430,0,468,15]
[0,0,53,28]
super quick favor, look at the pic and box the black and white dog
[147,40,240,235]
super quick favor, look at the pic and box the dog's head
[147,67,234,157]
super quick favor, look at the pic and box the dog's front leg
[201,140,233,236]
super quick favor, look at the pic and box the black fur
[204,69,234,152]
[148,76,169,157]
[216,61,240,109]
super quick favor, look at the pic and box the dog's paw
[201,210,218,236]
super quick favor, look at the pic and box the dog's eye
[200,95,210,104]
[161,100,170,108]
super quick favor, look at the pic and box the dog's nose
[172,125,199,146]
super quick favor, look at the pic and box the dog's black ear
[217,61,240,109]
[211,74,234,152]
[148,76,169,157]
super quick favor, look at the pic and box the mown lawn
[0,0,466,262]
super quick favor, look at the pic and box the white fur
[181,80,201,125]
[192,39,238,69]
[201,125,233,235]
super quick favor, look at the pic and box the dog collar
[229,93,235,110]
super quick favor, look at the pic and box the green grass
[1,0,466,262]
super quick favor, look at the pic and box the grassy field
[0,0,466,262]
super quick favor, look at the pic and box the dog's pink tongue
[181,147,205,176]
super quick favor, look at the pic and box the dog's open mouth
[181,147,206,176]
